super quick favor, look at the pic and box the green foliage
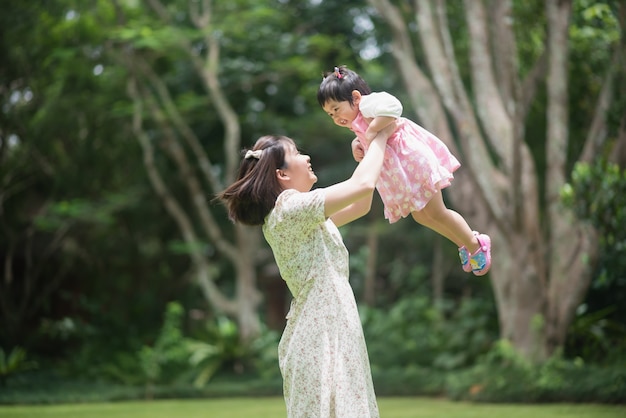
[91,351,145,386]
[561,160,626,361]
[136,302,280,389]
[568,0,623,168]
[139,302,194,386]
[248,328,280,380]
[0,370,145,404]
[362,295,497,372]
[372,366,446,396]
[0,347,37,386]
[34,193,139,230]
[446,340,626,403]
[566,305,626,363]
[0,370,281,404]
[562,161,626,243]
[186,317,280,387]
[185,317,239,388]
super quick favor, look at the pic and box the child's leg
[410,192,480,253]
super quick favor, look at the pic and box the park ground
[0,397,624,418]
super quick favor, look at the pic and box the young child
[317,65,491,275]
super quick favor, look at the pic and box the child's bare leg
[410,192,480,253]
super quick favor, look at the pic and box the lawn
[0,397,623,418]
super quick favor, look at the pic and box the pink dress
[263,189,379,417]
[354,92,461,223]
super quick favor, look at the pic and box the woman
[217,124,394,417]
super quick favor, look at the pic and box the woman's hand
[326,121,396,226]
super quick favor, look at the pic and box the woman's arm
[329,195,373,227]
[325,123,395,226]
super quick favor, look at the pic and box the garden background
[1,0,625,407]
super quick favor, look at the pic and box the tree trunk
[368,0,606,361]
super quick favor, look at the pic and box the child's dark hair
[317,65,372,107]
[216,135,295,226]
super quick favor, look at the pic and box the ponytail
[216,135,294,225]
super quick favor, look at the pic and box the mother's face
[276,144,317,192]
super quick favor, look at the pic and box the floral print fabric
[263,189,379,418]
[356,92,461,223]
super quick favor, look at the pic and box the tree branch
[490,0,519,115]
[519,50,547,126]
[133,56,224,194]
[139,77,239,261]
[463,0,514,170]
[580,44,622,163]
[127,77,236,314]
[147,0,240,183]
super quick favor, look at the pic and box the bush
[362,295,497,371]
[0,369,283,404]
[139,301,193,388]
[446,340,626,403]
[0,346,37,386]
[0,370,144,404]
[372,366,446,396]
[562,160,626,362]
[92,302,280,397]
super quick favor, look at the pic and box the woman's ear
[276,168,289,182]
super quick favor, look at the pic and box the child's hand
[351,138,365,162]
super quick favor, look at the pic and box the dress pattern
[263,189,379,418]
[355,92,461,223]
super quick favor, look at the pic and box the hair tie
[244,149,263,160]
[334,66,342,79]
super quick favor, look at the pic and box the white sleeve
[359,91,403,118]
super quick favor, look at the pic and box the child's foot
[458,246,473,272]
[469,233,492,276]
[459,231,479,273]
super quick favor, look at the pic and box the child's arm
[351,138,364,162]
[360,91,402,142]
[365,116,396,142]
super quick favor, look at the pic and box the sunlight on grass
[0,397,623,418]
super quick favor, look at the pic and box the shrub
[446,340,626,403]
[562,160,626,362]
[372,365,446,396]
[0,346,37,386]
[139,301,193,388]
[361,295,497,371]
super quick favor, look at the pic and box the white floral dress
[263,188,379,418]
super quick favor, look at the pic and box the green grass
[0,397,623,418]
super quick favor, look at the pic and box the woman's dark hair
[317,65,372,107]
[216,135,295,226]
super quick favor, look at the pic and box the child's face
[322,91,361,129]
